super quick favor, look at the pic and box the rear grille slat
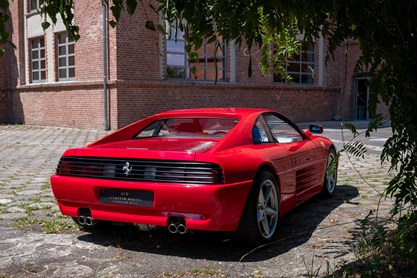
[56,157,224,184]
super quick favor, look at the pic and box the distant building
[0,1,388,129]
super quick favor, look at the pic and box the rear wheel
[322,149,337,197]
[236,171,280,245]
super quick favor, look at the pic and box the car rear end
[50,146,252,233]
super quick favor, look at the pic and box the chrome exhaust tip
[168,223,178,234]
[78,216,86,225]
[177,224,187,234]
[85,216,95,226]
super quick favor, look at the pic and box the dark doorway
[354,78,371,120]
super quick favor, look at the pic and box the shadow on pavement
[77,185,359,263]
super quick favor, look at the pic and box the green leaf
[155,24,165,34]
[190,66,197,79]
[41,21,51,30]
[126,0,137,15]
[344,141,367,159]
[188,52,198,62]
[109,20,117,28]
[110,4,122,22]
[327,152,340,177]
[0,31,8,44]
[343,123,359,136]
[149,4,158,13]
[145,20,156,31]
[0,0,9,9]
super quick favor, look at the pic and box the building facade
[0,1,388,130]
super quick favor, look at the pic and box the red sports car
[50,108,337,244]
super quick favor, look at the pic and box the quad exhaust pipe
[78,215,96,226]
[167,217,187,234]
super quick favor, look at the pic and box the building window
[29,0,44,12]
[274,44,315,84]
[30,37,46,83]
[56,33,75,81]
[166,29,226,81]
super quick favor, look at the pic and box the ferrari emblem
[122,162,133,176]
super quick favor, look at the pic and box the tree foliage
[0,0,9,56]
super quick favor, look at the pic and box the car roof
[154,108,277,118]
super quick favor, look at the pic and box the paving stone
[15,190,43,196]
[0,212,28,219]
[0,199,13,205]
[28,202,55,209]
[6,207,26,213]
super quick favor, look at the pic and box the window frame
[29,0,44,12]
[274,43,315,85]
[253,113,307,144]
[133,117,239,139]
[56,32,75,82]
[166,28,227,82]
[262,113,306,143]
[30,36,46,83]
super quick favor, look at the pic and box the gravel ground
[0,124,394,277]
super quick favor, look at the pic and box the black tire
[235,171,280,245]
[322,148,338,197]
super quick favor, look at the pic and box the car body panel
[50,108,336,233]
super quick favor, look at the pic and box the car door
[262,113,325,205]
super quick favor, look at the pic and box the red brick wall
[73,1,105,82]
[1,0,25,122]
[2,0,24,87]
[0,56,6,86]
[11,82,111,129]
[0,22,8,122]
[115,2,161,81]
[7,80,339,129]
[115,81,340,128]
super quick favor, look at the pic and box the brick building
[0,1,388,130]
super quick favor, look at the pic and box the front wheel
[236,171,280,245]
[322,149,338,197]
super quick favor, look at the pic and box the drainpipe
[103,3,109,130]
[230,40,236,83]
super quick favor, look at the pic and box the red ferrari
[50,108,337,244]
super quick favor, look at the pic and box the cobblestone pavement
[0,124,394,277]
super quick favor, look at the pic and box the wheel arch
[235,163,281,244]
[253,163,281,193]
[328,143,337,154]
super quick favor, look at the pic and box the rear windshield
[134,118,239,139]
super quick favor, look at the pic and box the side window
[264,114,304,143]
[252,120,270,144]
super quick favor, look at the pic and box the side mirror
[309,124,323,134]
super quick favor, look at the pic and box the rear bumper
[50,175,252,231]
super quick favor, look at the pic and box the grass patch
[336,213,417,277]
[161,267,224,277]
[17,197,55,216]
[41,181,51,191]
[41,220,75,233]
[13,217,75,233]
